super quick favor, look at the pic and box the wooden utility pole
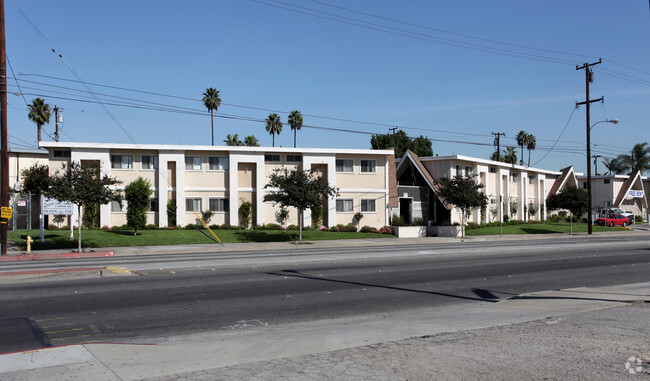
[492,132,505,162]
[54,106,61,142]
[576,59,603,235]
[1,0,8,255]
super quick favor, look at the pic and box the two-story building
[577,171,647,220]
[39,141,397,229]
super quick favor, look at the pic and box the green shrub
[263,223,283,230]
[635,215,643,223]
[47,224,59,230]
[208,224,220,230]
[466,222,479,230]
[391,214,407,226]
[183,224,203,230]
[145,224,158,230]
[360,225,377,233]
[411,217,429,226]
[341,224,358,232]
[286,224,299,230]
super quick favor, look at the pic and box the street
[1,236,649,354]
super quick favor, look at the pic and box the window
[53,150,71,158]
[336,159,353,173]
[604,179,611,184]
[149,198,159,212]
[209,198,229,212]
[489,166,496,173]
[528,176,536,185]
[185,156,202,170]
[490,198,497,205]
[455,165,462,177]
[286,154,302,163]
[360,199,376,212]
[208,156,229,171]
[185,198,202,211]
[264,154,280,162]
[111,200,124,212]
[111,155,133,169]
[360,159,376,173]
[510,173,518,183]
[583,181,588,189]
[141,155,158,170]
[336,199,353,212]
[464,166,473,177]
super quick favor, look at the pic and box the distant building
[577,171,647,219]
[39,141,397,229]
[2,148,49,192]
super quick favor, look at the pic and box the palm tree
[202,88,221,146]
[224,134,243,146]
[502,147,518,164]
[28,97,51,143]
[288,110,303,148]
[526,134,536,167]
[516,130,529,166]
[602,157,626,175]
[243,135,260,147]
[265,113,282,147]
[620,142,650,175]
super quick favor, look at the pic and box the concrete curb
[0,251,114,262]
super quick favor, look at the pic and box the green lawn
[466,222,628,236]
[8,228,395,251]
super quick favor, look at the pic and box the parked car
[599,208,634,224]
[595,213,630,227]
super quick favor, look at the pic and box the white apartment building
[577,171,647,219]
[39,142,397,229]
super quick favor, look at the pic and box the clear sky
[5,1,650,174]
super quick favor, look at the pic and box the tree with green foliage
[243,135,260,147]
[265,113,282,147]
[602,157,626,175]
[502,147,518,164]
[526,134,536,167]
[275,207,290,228]
[124,177,153,235]
[239,201,253,229]
[433,175,487,239]
[46,162,121,252]
[21,164,50,194]
[167,199,177,227]
[264,167,338,242]
[546,186,588,235]
[202,87,221,146]
[516,130,530,166]
[28,97,51,143]
[370,129,433,158]
[224,134,244,146]
[614,142,650,175]
[288,110,303,148]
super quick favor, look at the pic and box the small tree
[510,200,518,219]
[546,186,588,235]
[21,164,50,195]
[275,207,290,228]
[47,162,121,252]
[528,203,539,220]
[124,177,152,235]
[264,167,338,242]
[201,210,214,225]
[167,199,177,227]
[434,175,487,239]
[239,201,253,229]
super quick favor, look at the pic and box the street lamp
[587,119,619,234]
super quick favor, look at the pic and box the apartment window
[528,176,536,185]
[360,199,376,212]
[336,199,354,212]
[490,198,497,205]
[149,198,159,212]
[110,200,124,212]
[360,159,376,173]
[111,155,133,169]
[185,198,202,211]
[489,166,496,173]
[141,155,158,170]
[455,165,462,177]
[208,156,229,171]
[604,179,611,184]
[185,156,202,170]
[286,154,302,163]
[336,159,353,173]
[53,150,71,158]
[510,173,518,183]
[264,154,281,162]
[464,166,473,177]
[209,198,229,212]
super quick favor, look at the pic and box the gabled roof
[546,166,577,200]
[395,150,452,209]
[613,170,647,208]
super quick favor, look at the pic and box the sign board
[628,190,644,198]
[1,207,12,219]
[42,197,74,215]
[16,200,27,207]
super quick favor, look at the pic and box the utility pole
[54,106,62,142]
[592,155,602,176]
[1,0,8,256]
[388,127,397,134]
[576,59,603,235]
[492,132,505,161]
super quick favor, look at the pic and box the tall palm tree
[502,147,518,164]
[202,88,221,146]
[622,142,650,174]
[28,97,51,143]
[243,135,260,147]
[515,130,529,166]
[224,134,243,146]
[526,134,536,167]
[288,110,303,148]
[265,113,282,147]
[602,157,626,175]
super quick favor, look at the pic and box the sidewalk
[1,282,648,380]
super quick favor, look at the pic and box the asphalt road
[1,236,649,353]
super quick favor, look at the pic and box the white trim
[185,187,228,192]
[338,188,386,193]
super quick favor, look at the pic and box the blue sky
[5,1,650,173]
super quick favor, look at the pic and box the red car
[595,213,629,227]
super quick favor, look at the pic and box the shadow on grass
[232,230,299,243]
[11,233,93,251]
